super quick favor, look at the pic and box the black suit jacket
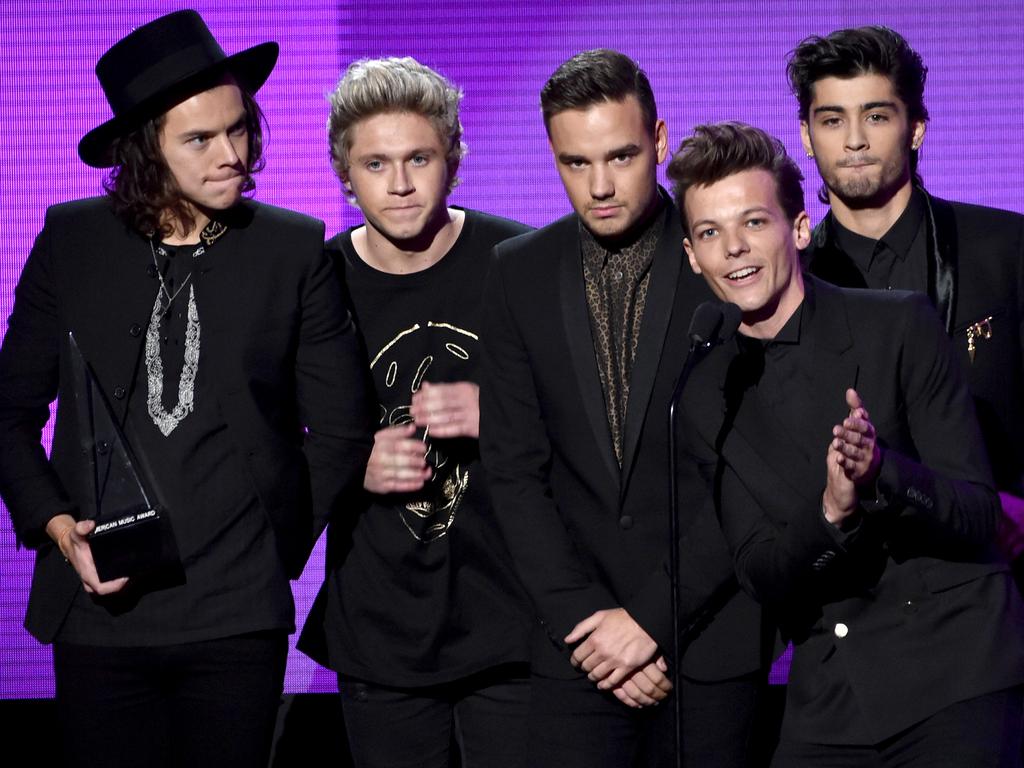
[480,200,764,680]
[0,196,373,643]
[683,277,1024,744]
[806,191,1024,495]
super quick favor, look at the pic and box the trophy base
[89,507,180,583]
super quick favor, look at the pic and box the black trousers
[772,686,1024,767]
[338,663,530,768]
[53,631,288,768]
[526,669,771,768]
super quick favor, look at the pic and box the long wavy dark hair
[103,86,266,238]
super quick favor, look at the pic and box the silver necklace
[149,240,203,313]
[145,240,203,435]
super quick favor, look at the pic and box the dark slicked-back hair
[787,26,928,193]
[540,49,657,135]
[103,83,266,238]
[667,122,805,236]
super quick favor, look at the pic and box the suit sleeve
[0,210,75,548]
[479,250,616,647]
[871,293,1000,553]
[293,229,374,561]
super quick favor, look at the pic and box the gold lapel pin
[967,316,993,364]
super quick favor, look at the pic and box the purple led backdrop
[1,0,1022,698]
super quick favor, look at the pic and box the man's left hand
[610,656,673,709]
[565,607,658,689]
[830,388,881,487]
[410,381,479,439]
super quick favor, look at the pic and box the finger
[619,678,656,707]
[565,613,602,644]
[391,437,431,454]
[846,388,864,412]
[837,441,866,461]
[570,639,594,668]
[590,660,617,685]
[381,476,431,494]
[579,652,601,674]
[377,423,417,441]
[612,686,642,709]
[639,663,673,693]
[92,577,130,596]
[625,669,658,697]
[595,663,628,689]
[655,656,668,673]
[842,416,874,437]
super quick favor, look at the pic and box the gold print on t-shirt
[371,321,479,542]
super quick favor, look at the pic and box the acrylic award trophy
[68,333,180,582]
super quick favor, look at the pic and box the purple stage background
[1,1,1022,698]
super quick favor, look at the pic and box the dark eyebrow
[606,144,640,160]
[691,206,773,230]
[812,100,898,116]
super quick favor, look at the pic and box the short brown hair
[540,49,656,135]
[667,122,805,236]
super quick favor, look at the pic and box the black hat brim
[78,41,279,169]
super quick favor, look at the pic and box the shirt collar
[832,186,926,271]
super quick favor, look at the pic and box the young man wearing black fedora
[0,10,372,767]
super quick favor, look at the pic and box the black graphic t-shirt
[323,208,533,686]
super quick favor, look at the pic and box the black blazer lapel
[558,219,620,482]
[619,208,682,496]
[923,191,959,335]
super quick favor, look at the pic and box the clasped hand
[565,607,671,708]
[823,388,881,525]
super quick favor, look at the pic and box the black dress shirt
[832,187,928,293]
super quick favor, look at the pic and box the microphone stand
[666,301,738,767]
[667,334,715,768]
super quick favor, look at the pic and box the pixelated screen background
[1,0,1022,697]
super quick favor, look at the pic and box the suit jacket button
[619,515,633,530]
[834,622,849,639]
[129,323,142,337]
[902,600,917,614]
[113,386,126,400]
[146,264,159,278]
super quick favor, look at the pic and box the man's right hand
[46,514,128,595]
[363,423,432,494]
[610,656,673,709]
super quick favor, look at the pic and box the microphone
[666,299,740,767]
[688,301,741,350]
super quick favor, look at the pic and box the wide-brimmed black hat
[78,9,278,168]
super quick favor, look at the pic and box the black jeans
[526,669,771,768]
[53,631,288,768]
[338,663,530,768]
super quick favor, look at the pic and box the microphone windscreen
[688,302,724,346]
[719,303,742,342]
